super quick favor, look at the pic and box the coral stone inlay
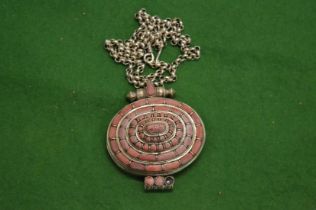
[107,97,205,176]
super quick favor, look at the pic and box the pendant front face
[106,97,205,176]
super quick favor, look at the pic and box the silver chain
[105,9,200,88]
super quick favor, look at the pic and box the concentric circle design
[106,97,205,176]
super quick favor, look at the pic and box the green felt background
[0,0,315,209]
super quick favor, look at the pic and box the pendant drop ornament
[104,9,205,191]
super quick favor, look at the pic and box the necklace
[105,9,205,191]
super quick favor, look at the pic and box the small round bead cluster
[144,176,174,190]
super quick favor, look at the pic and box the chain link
[105,9,200,88]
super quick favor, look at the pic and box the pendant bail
[126,81,175,102]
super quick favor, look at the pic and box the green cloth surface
[0,0,315,209]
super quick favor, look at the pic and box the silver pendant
[106,82,205,190]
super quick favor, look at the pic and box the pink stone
[130,162,145,170]
[145,122,167,135]
[129,136,138,144]
[157,144,164,151]
[108,127,117,139]
[191,112,201,124]
[175,145,187,155]
[111,115,122,126]
[150,144,157,152]
[186,125,193,136]
[164,142,171,149]
[128,111,138,119]
[184,137,192,147]
[130,120,138,127]
[155,176,165,186]
[120,140,129,151]
[139,106,152,113]
[118,128,126,140]
[138,132,145,139]
[176,123,183,129]
[146,81,156,96]
[135,142,143,148]
[116,153,130,165]
[179,153,193,165]
[119,104,132,116]
[176,130,183,137]
[143,144,149,151]
[170,108,182,116]
[110,140,119,153]
[144,176,155,186]
[144,136,151,142]
[157,151,176,161]
[191,140,202,155]
[133,99,146,108]
[152,136,158,142]
[139,154,156,161]
[121,118,130,128]
[145,165,162,172]
[181,103,193,113]
[182,116,191,123]
[196,125,204,139]
[127,148,140,158]
[155,106,170,112]
[171,138,178,146]
[128,128,136,136]
[163,161,180,171]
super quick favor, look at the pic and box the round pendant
[106,97,205,177]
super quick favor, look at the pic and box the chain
[105,9,200,88]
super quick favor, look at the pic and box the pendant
[106,82,205,190]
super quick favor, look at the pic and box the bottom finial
[144,176,175,191]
